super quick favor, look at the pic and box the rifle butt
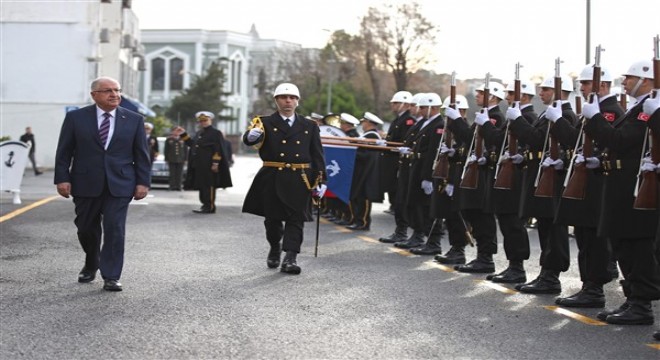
[493,161,514,190]
[534,167,556,198]
[562,164,587,200]
[633,172,658,210]
[460,163,479,189]
[432,156,450,180]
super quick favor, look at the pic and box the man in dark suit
[54,76,151,292]
[242,83,326,275]
[144,122,159,164]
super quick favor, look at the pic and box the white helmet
[505,80,537,96]
[273,83,300,99]
[578,64,614,82]
[418,93,442,107]
[339,112,360,125]
[362,111,384,124]
[442,95,469,109]
[411,93,426,105]
[623,60,654,79]
[476,81,506,100]
[540,75,574,92]
[390,91,413,103]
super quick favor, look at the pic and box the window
[170,58,183,90]
[151,58,165,90]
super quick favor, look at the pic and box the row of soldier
[311,57,660,340]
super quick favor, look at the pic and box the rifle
[494,63,521,190]
[633,35,660,210]
[534,58,562,198]
[460,72,490,189]
[432,71,456,180]
[563,45,603,200]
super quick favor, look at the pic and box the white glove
[542,157,563,170]
[510,154,524,164]
[421,180,433,195]
[445,183,454,197]
[314,184,327,199]
[582,99,600,119]
[375,139,387,146]
[640,157,656,173]
[585,157,600,169]
[398,146,412,154]
[440,143,455,157]
[506,102,521,121]
[545,101,562,122]
[444,107,461,120]
[474,110,489,126]
[643,95,660,116]
[468,154,486,165]
[246,127,263,142]
[498,151,510,164]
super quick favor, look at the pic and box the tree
[165,60,231,131]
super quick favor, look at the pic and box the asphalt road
[1,154,659,359]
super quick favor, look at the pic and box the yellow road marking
[0,195,60,223]
[390,247,414,257]
[357,235,379,244]
[646,344,660,350]
[476,280,518,294]
[543,306,607,326]
[426,260,456,272]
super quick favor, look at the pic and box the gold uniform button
[304,130,309,134]
[295,154,300,157]
[282,140,287,144]
[280,153,285,157]
[296,141,301,144]
[274,128,278,132]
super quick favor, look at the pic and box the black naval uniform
[347,129,383,230]
[430,118,470,263]
[402,114,445,251]
[480,104,531,282]
[181,126,233,213]
[584,94,660,325]
[448,109,499,273]
[508,102,577,293]
[242,113,326,258]
[379,110,416,241]
[164,134,187,190]
[553,94,624,307]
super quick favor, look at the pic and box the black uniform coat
[182,125,233,190]
[395,118,425,207]
[407,114,445,206]
[648,109,660,242]
[554,94,624,227]
[380,110,416,192]
[480,105,524,214]
[583,95,659,239]
[350,130,383,202]
[242,113,325,222]
[431,118,467,218]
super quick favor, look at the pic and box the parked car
[150,137,186,185]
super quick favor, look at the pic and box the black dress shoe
[486,268,508,281]
[454,258,495,273]
[555,285,605,308]
[280,251,301,275]
[410,245,443,255]
[518,277,561,294]
[346,224,370,231]
[653,330,660,341]
[103,279,123,291]
[515,274,541,291]
[491,268,526,284]
[379,232,408,243]
[597,301,630,321]
[192,208,215,214]
[267,246,282,269]
[78,267,97,283]
[334,219,352,226]
[434,248,466,265]
[606,300,654,325]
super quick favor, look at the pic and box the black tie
[285,118,291,127]
[99,113,111,146]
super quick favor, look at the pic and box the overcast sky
[133,0,659,83]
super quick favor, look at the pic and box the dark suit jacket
[54,105,151,197]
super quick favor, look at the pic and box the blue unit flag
[322,144,356,204]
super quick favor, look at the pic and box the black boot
[653,330,660,341]
[555,282,605,308]
[280,251,301,275]
[410,233,442,255]
[597,300,631,321]
[607,260,619,282]
[379,226,408,244]
[515,270,543,291]
[454,252,495,273]
[519,269,561,294]
[605,299,654,325]
[490,260,526,283]
[434,246,466,265]
[394,231,426,249]
[266,243,282,269]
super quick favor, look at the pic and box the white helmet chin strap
[426,107,431,119]
[629,78,644,98]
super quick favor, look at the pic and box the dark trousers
[349,198,371,227]
[168,162,184,190]
[73,186,132,280]
[446,212,468,248]
[28,152,39,174]
[198,186,217,211]
[463,209,497,254]
[574,226,611,285]
[616,237,660,301]
[536,217,570,272]
[407,202,432,234]
[264,218,304,253]
[497,213,530,261]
